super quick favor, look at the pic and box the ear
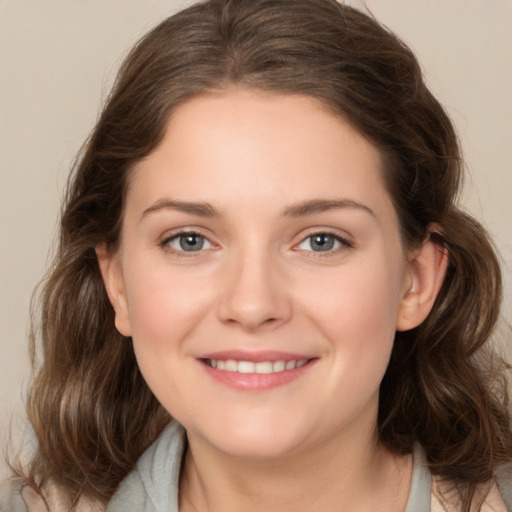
[396,229,449,332]
[96,244,132,337]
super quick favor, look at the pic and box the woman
[1,0,511,510]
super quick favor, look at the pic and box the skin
[98,89,447,511]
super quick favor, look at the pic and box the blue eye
[167,233,213,252]
[298,233,348,252]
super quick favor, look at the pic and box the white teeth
[207,359,309,373]
[238,361,255,373]
[225,359,237,372]
[273,360,285,372]
[255,362,273,374]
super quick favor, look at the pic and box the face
[101,89,430,460]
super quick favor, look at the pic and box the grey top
[0,420,508,511]
[106,420,186,512]
[105,422,432,512]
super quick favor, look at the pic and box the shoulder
[0,478,33,512]
[0,422,185,512]
[0,477,105,512]
[414,444,511,512]
[106,420,186,512]
[496,464,512,510]
[431,474,511,512]
[0,478,28,511]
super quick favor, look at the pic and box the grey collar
[107,421,431,512]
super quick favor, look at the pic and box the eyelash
[159,229,353,258]
[294,231,354,257]
[159,229,215,258]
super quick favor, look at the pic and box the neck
[179,425,412,512]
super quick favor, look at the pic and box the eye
[166,232,214,252]
[297,233,350,252]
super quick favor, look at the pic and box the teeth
[285,360,296,370]
[225,359,237,372]
[255,362,273,374]
[273,360,285,372]
[207,359,309,373]
[238,361,255,373]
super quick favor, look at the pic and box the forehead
[128,89,392,218]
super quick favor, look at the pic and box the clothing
[1,420,510,511]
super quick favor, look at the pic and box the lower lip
[200,360,316,391]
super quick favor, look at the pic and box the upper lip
[199,350,314,362]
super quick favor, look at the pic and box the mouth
[204,358,310,374]
[199,354,317,391]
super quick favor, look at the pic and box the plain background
[1,0,511,477]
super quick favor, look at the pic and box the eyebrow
[282,199,376,218]
[140,200,219,220]
[140,198,375,221]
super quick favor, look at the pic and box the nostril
[222,314,285,332]
[217,275,293,330]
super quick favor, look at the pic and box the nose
[217,249,293,332]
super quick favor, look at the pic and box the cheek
[123,260,213,355]
[124,264,215,407]
[308,256,402,323]
[301,255,404,369]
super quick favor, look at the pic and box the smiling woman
[98,91,418,467]
[1,0,511,511]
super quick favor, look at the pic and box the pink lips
[198,350,317,391]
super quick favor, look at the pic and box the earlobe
[396,231,449,332]
[96,244,132,337]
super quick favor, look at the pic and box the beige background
[1,0,511,476]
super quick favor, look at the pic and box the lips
[199,351,316,390]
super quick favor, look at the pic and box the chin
[187,416,312,460]
[215,434,305,460]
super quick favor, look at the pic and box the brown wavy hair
[20,0,511,509]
